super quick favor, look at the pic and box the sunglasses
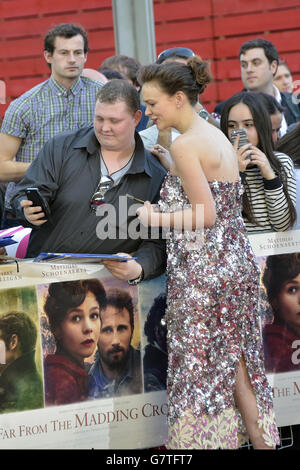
[90,175,114,211]
[156,47,195,64]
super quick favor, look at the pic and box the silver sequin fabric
[158,173,279,449]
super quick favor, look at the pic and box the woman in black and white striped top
[220,92,296,232]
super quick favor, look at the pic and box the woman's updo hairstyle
[187,55,212,94]
[138,55,212,106]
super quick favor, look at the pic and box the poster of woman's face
[38,277,145,406]
[258,253,300,374]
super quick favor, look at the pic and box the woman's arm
[264,153,297,231]
[137,135,216,230]
[150,144,173,171]
[238,143,296,231]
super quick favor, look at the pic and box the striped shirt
[243,152,297,233]
[1,75,103,208]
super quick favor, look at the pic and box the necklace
[99,148,135,186]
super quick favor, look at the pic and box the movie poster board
[0,261,167,449]
[1,229,300,448]
[249,229,300,427]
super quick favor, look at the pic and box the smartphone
[25,187,51,218]
[230,128,252,160]
[230,128,249,148]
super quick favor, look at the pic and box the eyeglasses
[90,175,114,211]
[156,47,195,64]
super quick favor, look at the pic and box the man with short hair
[239,38,279,95]
[214,38,300,132]
[0,311,43,412]
[0,23,104,227]
[11,79,166,283]
[88,288,142,398]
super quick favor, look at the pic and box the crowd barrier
[0,228,299,449]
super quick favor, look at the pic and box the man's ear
[44,50,53,66]
[9,333,18,352]
[134,109,142,127]
[271,60,278,77]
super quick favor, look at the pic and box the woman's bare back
[183,117,239,183]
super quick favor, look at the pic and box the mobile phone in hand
[230,128,249,148]
[230,129,251,160]
[25,187,51,218]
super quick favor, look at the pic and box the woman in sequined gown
[137,58,280,449]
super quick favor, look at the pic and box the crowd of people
[0,22,300,450]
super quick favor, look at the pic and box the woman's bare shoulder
[170,131,201,153]
[170,133,200,163]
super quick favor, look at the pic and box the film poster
[249,229,300,427]
[0,260,167,449]
[1,229,300,448]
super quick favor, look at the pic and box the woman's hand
[136,201,160,227]
[232,135,253,172]
[150,144,172,171]
[233,136,276,179]
[247,146,276,180]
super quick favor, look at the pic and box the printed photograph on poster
[37,277,145,406]
[0,264,168,449]
[249,230,300,427]
[257,253,300,374]
[0,286,44,414]
[138,275,167,392]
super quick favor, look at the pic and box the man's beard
[101,345,129,372]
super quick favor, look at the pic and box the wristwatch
[128,269,144,285]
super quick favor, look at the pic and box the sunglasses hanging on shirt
[90,175,114,211]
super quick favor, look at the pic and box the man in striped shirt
[0,23,104,226]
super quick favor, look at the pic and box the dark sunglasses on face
[90,175,114,211]
[156,47,195,64]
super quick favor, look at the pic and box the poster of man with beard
[88,288,143,398]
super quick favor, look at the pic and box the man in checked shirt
[0,23,104,228]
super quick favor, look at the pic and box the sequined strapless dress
[158,173,279,449]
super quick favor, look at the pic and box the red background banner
[0,0,299,115]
